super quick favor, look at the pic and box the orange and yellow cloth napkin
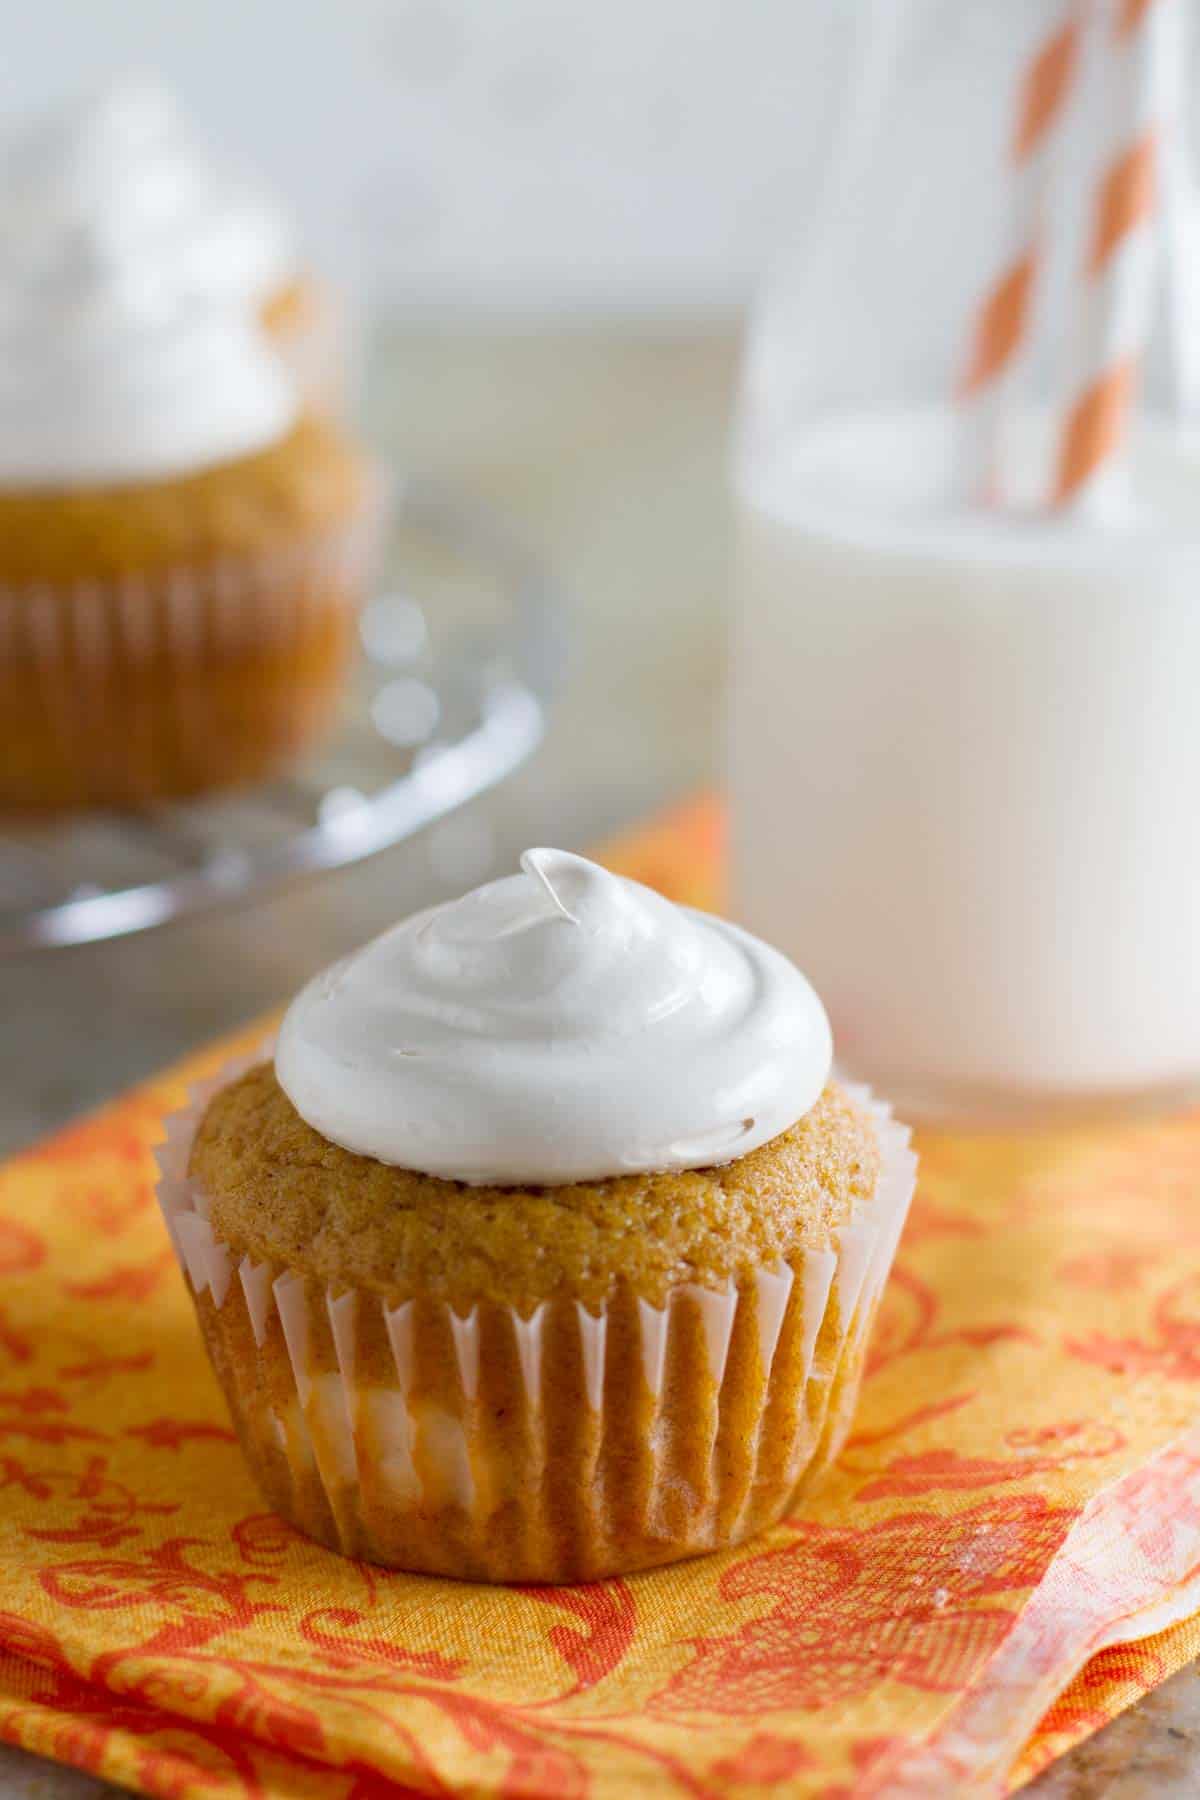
[3,794,1200,1798]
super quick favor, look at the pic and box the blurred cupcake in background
[0,75,355,413]
[0,97,382,816]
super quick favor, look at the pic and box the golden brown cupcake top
[0,416,375,586]
[189,1063,880,1310]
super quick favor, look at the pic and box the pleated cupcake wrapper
[0,481,386,673]
[0,475,388,810]
[156,1045,916,1581]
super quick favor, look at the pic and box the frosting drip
[275,849,833,1185]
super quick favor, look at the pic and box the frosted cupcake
[0,76,352,411]
[158,852,915,1583]
[0,162,379,813]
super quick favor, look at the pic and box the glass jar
[728,0,1200,1119]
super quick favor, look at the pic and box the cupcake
[158,852,915,1583]
[0,76,353,412]
[0,152,379,814]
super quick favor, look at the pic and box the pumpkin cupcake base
[157,1048,915,1584]
[0,422,384,816]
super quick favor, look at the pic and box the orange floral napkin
[4,794,1200,1798]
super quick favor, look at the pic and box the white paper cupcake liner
[0,495,383,670]
[156,1045,916,1583]
[0,480,385,813]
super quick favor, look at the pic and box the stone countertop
[0,322,1193,1796]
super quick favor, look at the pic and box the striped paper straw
[1052,0,1181,508]
[959,5,1084,504]
[1161,126,1200,420]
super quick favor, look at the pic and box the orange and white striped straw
[959,4,1084,504]
[1052,0,1181,509]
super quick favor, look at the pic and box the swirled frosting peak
[0,76,297,486]
[274,849,833,1186]
[1,76,294,307]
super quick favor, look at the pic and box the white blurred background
[0,0,858,316]
[7,0,1194,368]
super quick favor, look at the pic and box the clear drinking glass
[728,0,1200,1120]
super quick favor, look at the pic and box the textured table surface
[0,322,1194,1796]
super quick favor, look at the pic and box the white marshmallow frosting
[0,76,297,486]
[275,849,833,1187]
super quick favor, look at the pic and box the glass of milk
[731,409,1200,1117]
[728,5,1200,1118]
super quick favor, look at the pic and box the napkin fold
[2,794,1200,1797]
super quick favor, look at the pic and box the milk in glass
[729,407,1200,1113]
